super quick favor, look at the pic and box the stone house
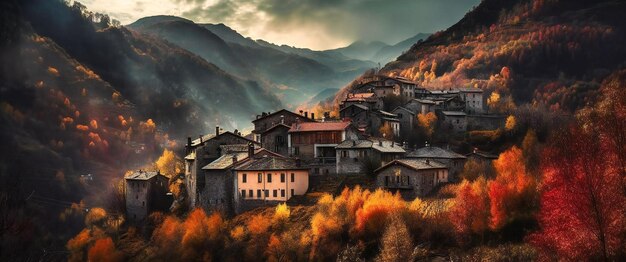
[260,123,290,156]
[439,111,467,133]
[370,110,400,138]
[288,121,360,175]
[252,109,315,142]
[125,170,169,223]
[184,127,259,208]
[375,159,448,199]
[200,144,282,215]
[341,92,383,110]
[335,139,406,174]
[404,99,436,115]
[392,106,415,134]
[406,145,467,181]
[459,87,484,114]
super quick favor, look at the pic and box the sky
[80,0,480,50]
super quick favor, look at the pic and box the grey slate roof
[407,146,467,159]
[203,152,249,170]
[371,139,406,153]
[126,171,160,180]
[375,158,447,173]
[234,156,307,171]
[336,140,373,149]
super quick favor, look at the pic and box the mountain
[200,23,259,48]
[129,16,375,107]
[378,0,626,112]
[328,40,390,62]
[371,33,431,64]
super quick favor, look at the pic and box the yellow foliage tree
[505,115,517,131]
[155,149,181,178]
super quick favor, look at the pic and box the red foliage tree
[449,178,490,245]
[529,126,626,260]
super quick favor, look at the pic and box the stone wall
[467,114,505,131]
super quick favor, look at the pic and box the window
[267,173,272,183]
[257,189,262,197]
[273,190,277,197]
[385,176,389,186]
[342,150,347,158]
[142,201,145,207]
[242,173,247,183]
[291,189,295,197]
[314,168,319,174]
[281,173,285,183]
[294,147,300,155]
[281,190,285,197]
[265,190,269,197]
[291,173,295,182]
[249,190,253,198]
[258,173,262,183]
[241,190,246,198]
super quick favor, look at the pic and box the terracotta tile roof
[288,121,351,133]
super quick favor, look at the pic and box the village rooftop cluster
[125,75,505,220]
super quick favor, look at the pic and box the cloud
[83,0,480,50]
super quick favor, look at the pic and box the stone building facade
[125,170,168,222]
[375,159,448,199]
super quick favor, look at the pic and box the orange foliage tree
[487,146,536,230]
[87,237,123,262]
[417,112,437,139]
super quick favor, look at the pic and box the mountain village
[124,75,506,221]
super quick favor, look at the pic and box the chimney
[248,142,254,158]
[352,140,356,146]
[311,113,315,120]
[187,137,192,147]
[304,112,308,119]
[473,147,478,154]
[295,158,301,167]
[379,140,383,147]
[425,141,429,147]
[216,126,220,136]
[232,154,238,164]
[199,135,203,144]
[391,142,394,147]
[403,141,407,149]
[426,159,430,165]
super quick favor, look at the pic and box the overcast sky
[80,0,480,50]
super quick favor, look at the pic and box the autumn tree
[379,124,394,140]
[487,146,536,230]
[154,149,182,178]
[530,126,626,261]
[377,213,414,262]
[448,178,490,245]
[417,112,437,139]
[87,237,123,262]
